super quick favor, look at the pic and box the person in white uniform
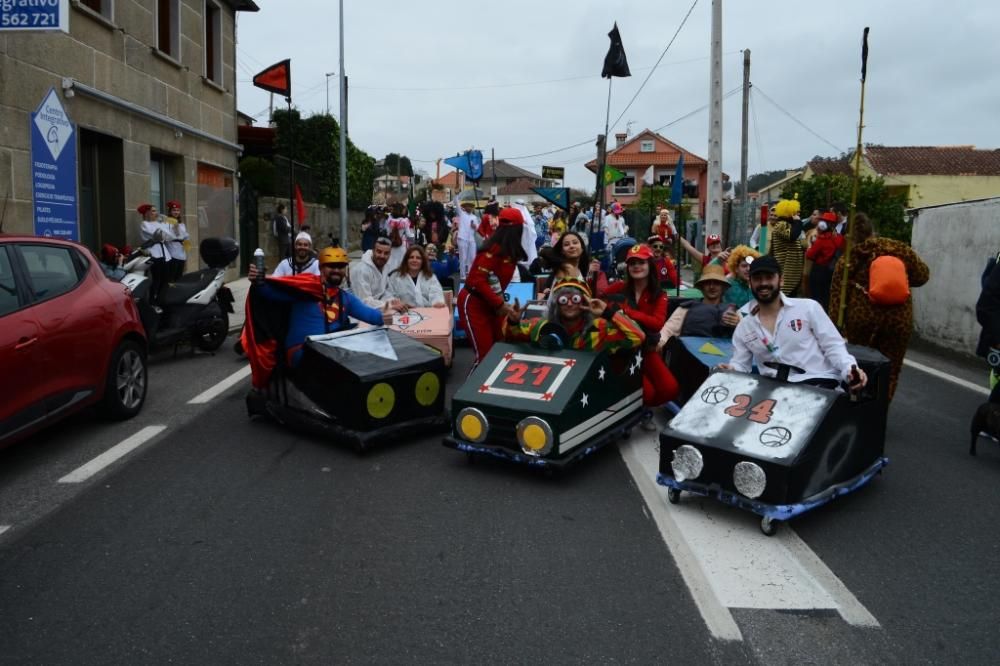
[271,231,320,277]
[386,245,446,308]
[453,199,479,279]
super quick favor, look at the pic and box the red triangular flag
[252,59,291,97]
[294,184,306,225]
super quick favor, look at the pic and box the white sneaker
[641,416,658,431]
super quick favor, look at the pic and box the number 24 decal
[723,394,776,424]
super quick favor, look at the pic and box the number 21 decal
[723,394,776,424]
[503,362,552,387]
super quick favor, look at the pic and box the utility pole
[706,0,723,238]
[740,48,750,243]
[337,0,348,247]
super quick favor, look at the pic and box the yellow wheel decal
[460,414,483,441]
[366,382,395,419]
[415,372,441,407]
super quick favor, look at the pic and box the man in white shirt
[350,237,406,312]
[271,231,320,277]
[453,199,479,279]
[723,255,867,390]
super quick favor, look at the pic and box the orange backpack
[867,255,909,305]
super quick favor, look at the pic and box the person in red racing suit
[457,207,528,368]
[603,243,680,407]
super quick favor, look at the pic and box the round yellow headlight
[456,407,488,443]
[516,416,554,456]
[415,372,440,407]
[366,382,395,419]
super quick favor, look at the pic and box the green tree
[781,173,910,242]
[272,108,376,210]
[376,153,414,178]
[238,156,275,194]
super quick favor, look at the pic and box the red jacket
[603,281,668,332]
[462,243,517,310]
[806,231,845,267]
[653,256,679,287]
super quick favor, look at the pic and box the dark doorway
[238,180,258,275]
[79,129,125,253]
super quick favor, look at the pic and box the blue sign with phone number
[0,0,68,32]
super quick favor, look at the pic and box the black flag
[860,27,870,82]
[601,23,631,79]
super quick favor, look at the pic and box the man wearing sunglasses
[503,278,644,353]
[646,235,679,288]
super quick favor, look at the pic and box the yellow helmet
[319,247,349,266]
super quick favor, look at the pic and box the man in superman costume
[243,246,390,390]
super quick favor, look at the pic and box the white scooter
[120,237,237,353]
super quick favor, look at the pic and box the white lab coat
[140,219,179,260]
[350,250,390,307]
[386,270,445,307]
[165,218,189,261]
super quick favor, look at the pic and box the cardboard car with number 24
[657,345,892,535]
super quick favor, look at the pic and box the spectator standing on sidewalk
[272,203,292,259]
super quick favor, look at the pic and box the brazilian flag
[603,165,626,186]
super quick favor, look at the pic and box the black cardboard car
[657,345,891,535]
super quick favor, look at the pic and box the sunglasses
[557,293,585,306]
[375,236,392,245]
[651,244,664,249]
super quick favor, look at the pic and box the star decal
[635,350,643,366]
[598,366,606,381]
[628,362,637,376]
[541,392,554,401]
[478,384,490,393]
[503,352,514,361]
[580,393,589,408]
[563,359,576,367]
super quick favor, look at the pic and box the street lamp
[325,72,336,115]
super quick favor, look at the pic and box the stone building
[0,0,258,273]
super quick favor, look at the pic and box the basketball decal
[701,385,730,405]
[760,426,792,447]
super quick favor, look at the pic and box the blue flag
[670,153,685,205]
[444,150,484,182]
[531,187,570,210]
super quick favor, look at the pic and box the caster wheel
[760,517,778,537]
[667,487,681,504]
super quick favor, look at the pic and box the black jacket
[976,252,1000,358]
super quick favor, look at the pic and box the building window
[204,0,222,84]
[613,172,636,196]
[640,140,655,153]
[149,153,177,213]
[157,0,180,59]
[657,174,674,187]
[79,0,113,20]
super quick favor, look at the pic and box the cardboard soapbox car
[247,326,449,452]
[657,342,891,535]
[443,331,648,470]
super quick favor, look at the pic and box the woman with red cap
[804,211,845,310]
[457,207,529,368]
[602,243,679,416]
[164,200,189,281]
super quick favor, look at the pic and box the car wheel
[667,487,681,504]
[102,340,147,420]
[760,516,778,537]
[195,305,229,352]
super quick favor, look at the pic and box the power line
[751,85,843,154]
[749,91,766,175]
[608,0,701,133]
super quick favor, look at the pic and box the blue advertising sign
[31,88,78,240]
[0,0,69,32]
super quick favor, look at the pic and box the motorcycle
[120,237,238,353]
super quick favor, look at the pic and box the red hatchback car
[0,236,148,448]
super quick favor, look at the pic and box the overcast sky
[234,0,999,190]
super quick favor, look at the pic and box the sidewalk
[226,248,363,334]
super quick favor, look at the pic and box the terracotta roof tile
[865,145,1000,176]
[807,156,853,176]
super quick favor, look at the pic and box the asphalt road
[0,336,997,664]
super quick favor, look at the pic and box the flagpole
[836,27,870,330]
[595,77,613,241]
[287,96,295,232]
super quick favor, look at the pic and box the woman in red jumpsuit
[458,207,528,368]
[602,243,679,409]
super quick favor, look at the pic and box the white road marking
[188,365,252,404]
[0,526,10,536]
[619,426,880,638]
[57,426,166,484]
[619,439,743,641]
[903,358,989,396]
